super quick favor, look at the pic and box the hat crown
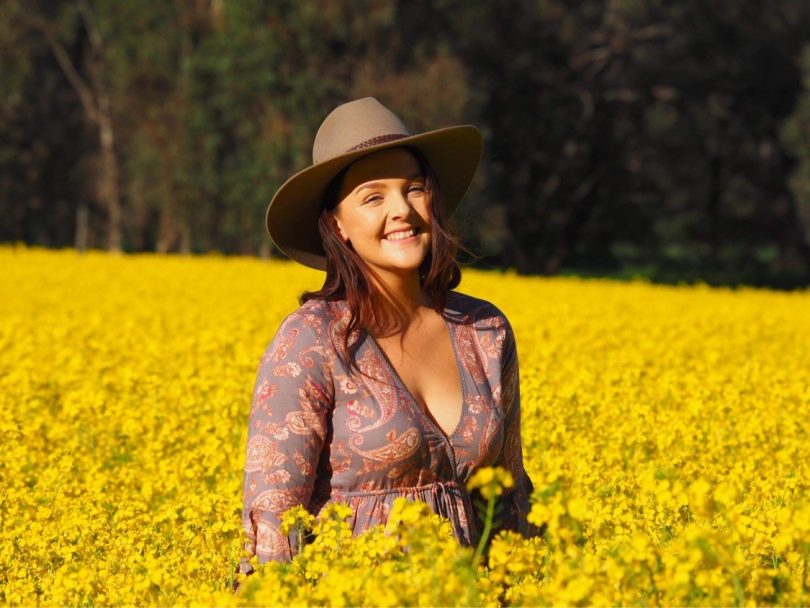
[313,97,412,164]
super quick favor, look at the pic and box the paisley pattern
[239,292,539,574]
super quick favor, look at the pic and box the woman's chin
[369,252,428,276]
[383,260,426,275]
[373,239,430,273]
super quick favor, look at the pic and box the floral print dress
[238,291,537,572]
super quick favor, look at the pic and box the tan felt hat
[265,97,483,270]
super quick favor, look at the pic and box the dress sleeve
[493,316,542,539]
[236,309,334,579]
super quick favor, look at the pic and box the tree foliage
[1,0,808,287]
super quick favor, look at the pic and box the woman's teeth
[385,229,416,241]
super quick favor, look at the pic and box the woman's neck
[368,269,430,337]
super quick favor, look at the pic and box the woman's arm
[493,317,541,538]
[236,309,334,580]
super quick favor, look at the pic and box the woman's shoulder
[274,298,344,342]
[446,290,512,330]
[257,299,337,385]
[287,297,341,321]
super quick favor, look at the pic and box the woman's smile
[383,227,421,242]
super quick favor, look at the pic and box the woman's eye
[408,184,426,194]
[363,195,383,204]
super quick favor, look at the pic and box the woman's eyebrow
[353,173,424,195]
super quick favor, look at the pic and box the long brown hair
[301,146,463,367]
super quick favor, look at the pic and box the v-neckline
[365,311,467,444]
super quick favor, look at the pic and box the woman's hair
[301,146,463,366]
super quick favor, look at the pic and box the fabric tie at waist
[430,480,477,546]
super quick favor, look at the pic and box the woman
[237,98,538,577]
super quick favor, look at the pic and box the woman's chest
[371,314,463,444]
[326,331,505,487]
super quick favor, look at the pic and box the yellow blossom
[467,466,514,500]
[2,247,809,606]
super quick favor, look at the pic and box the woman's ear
[331,213,349,243]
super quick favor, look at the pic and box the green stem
[473,495,496,566]
[731,571,745,607]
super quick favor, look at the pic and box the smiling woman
[236,98,541,584]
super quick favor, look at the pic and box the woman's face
[332,148,431,278]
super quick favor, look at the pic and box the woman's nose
[388,190,412,218]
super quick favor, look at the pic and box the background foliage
[2,0,810,287]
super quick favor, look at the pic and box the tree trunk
[23,2,124,253]
[707,153,722,260]
[545,169,602,275]
[128,174,147,250]
[157,204,174,254]
[179,218,191,254]
[259,240,271,259]
[98,110,122,252]
[75,203,88,251]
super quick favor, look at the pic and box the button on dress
[238,291,538,571]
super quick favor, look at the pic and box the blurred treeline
[2,0,810,288]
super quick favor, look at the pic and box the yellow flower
[467,466,514,500]
[566,497,591,522]
[3,247,810,606]
[280,505,316,536]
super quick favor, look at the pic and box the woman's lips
[383,228,419,242]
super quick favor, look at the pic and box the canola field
[1,246,809,607]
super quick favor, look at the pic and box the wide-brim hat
[266,97,483,270]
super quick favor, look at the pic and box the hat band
[345,133,409,153]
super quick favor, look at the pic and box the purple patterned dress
[238,291,538,572]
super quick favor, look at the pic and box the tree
[445,0,810,285]
[782,43,810,265]
[14,0,124,251]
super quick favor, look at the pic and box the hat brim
[266,125,483,271]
